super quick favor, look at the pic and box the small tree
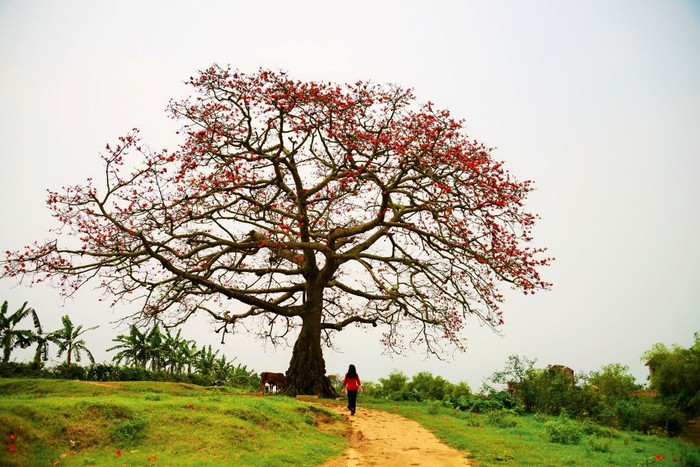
[587,363,638,406]
[517,366,580,416]
[408,371,450,400]
[642,333,700,415]
[377,370,410,399]
[47,315,98,365]
[108,325,150,367]
[486,354,537,394]
[0,301,42,363]
[194,345,220,378]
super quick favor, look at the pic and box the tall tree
[47,315,98,365]
[1,66,552,395]
[0,301,42,363]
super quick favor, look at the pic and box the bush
[587,437,612,453]
[446,381,471,399]
[50,364,87,380]
[86,363,118,381]
[0,362,44,378]
[485,409,520,428]
[376,370,410,400]
[443,392,520,414]
[545,418,583,445]
[427,401,440,415]
[587,363,638,406]
[409,372,449,400]
[613,398,686,436]
[643,333,700,416]
[111,416,148,447]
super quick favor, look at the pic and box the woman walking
[342,364,362,416]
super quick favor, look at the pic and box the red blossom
[115,449,122,456]
[8,444,16,452]
[0,65,552,393]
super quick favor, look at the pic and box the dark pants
[347,390,358,414]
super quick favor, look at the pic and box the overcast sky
[1,0,698,389]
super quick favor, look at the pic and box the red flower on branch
[0,65,552,398]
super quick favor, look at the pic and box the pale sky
[1,0,698,389]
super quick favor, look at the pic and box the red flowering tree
[2,66,551,396]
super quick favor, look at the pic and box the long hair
[347,364,357,378]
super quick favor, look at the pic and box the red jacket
[344,373,361,391]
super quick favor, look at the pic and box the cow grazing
[260,372,286,396]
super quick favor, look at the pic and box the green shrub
[485,409,520,428]
[643,333,700,416]
[50,363,87,380]
[588,437,612,453]
[111,416,148,447]
[446,381,471,399]
[0,362,44,378]
[580,419,617,438]
[427,401,440,415]
[376,370,410,400]
[545,418,583,444]
[408,372,458,401]
[614,398,686,435]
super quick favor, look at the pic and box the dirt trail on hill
[319,404,474,466]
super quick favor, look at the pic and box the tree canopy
[2,65,552,395]
[642,333,700,415]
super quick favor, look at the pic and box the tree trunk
[285,308,337,398]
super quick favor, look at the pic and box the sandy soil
[319,403,474,466]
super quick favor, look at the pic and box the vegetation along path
[320,403,474,466]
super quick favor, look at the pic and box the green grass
[0,378,347,466]
[3,379,698,466]
[363,400,700,466]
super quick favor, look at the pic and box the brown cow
[260,372,286,396]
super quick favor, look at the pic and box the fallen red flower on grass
[8,434,16,442]
[115,449,122,456]
[654,454,665,460]
[8,444,16,452]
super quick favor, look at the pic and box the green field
[365,400,700,466]
[0,379,346,466]
[1,379,698,466]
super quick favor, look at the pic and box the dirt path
[319,404,474,466]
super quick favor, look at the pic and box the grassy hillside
[2,378,698,466]
[364,400,700,466]
[0,379,346,466]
